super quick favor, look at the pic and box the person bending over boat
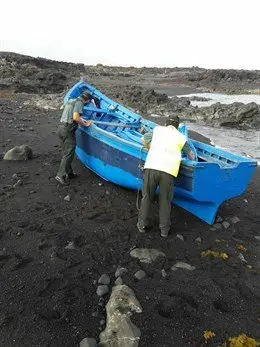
[55,91,92,185]
[137,116,195,238]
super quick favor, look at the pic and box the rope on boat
[136,146,145,211]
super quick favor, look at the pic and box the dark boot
[160,229,169,238]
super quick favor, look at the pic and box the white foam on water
[177,92,260,107]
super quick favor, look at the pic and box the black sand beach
[0,53,259,347]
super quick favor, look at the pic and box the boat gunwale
[68,81,143,123]
[193,139,258,166]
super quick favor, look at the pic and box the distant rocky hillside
[1,52,260,130]
[1,52,260,95]
[0,51,86,93]
[185,67,260,84]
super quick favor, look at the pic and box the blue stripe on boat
[76,128,194,191]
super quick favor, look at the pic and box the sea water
[179,92,260,107]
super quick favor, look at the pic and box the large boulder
[3,145,33,160]
[99,284,142,347]
[179,102,260,129]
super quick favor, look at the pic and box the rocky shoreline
[2,52,260,130]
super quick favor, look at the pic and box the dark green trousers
[138,169,174,233]
[56,123,77,178]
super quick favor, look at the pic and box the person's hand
[84,120,92,127]
[188,151,195,161]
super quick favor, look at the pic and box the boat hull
[76,126,257,224]
[76,127,144,190]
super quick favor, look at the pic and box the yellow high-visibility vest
[144,125,186,177]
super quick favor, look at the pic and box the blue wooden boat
[64,81,258,224]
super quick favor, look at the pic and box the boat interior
[83,103,149,144]
[82,95,245,168]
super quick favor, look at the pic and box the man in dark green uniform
[55,91,92,185]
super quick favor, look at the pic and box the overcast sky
[1,0,260,69]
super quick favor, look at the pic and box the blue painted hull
[65,81,258,224]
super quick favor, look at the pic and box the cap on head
[165,115,180,128]
[81,91,92,101]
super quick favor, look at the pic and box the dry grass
[228,334,260,347]
[203,330,216,340]
[201,250,229,260]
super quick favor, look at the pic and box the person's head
[165,116,180,129]
[80,91,92,104]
